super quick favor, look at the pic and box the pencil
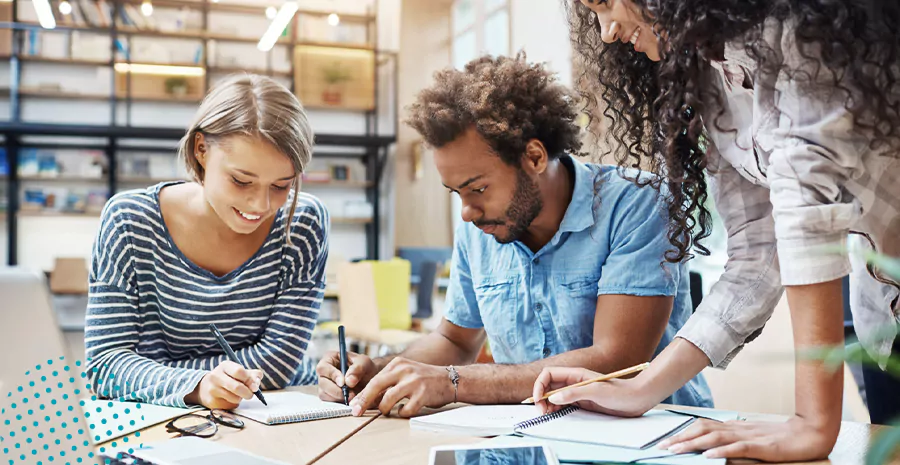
[522,362,650,404]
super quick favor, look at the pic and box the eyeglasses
[165,409,245,438]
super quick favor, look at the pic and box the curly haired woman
[533,0,900,461]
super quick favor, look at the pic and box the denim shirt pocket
[474,275,519,357]
[555,275,599,349]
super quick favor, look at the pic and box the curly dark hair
[405,52,584,166]
[567,0,900,262]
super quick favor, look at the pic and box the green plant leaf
[860,250,900,280]
[866,419,900,465]
[818,245,900,280]
[797,340,900,379]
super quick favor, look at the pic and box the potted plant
[321,61,352,105]
[164,76,189,97]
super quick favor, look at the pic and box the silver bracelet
[446,365,460,403]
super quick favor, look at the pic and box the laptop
[0,267,287,465]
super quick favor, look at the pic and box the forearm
[786,279,844,435]
[456,346,636,404]
[373,331,477,372]
[630,338,712,406]
[88,348,208,407]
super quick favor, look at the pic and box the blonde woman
[85,74,328,409]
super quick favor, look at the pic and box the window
[451,0,509,69]
[450,0,510,230]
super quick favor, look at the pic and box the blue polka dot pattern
[2,357,145,464]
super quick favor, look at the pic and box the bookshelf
[0,0,398,267]
[1,0,391,115]
[1,122,394,266]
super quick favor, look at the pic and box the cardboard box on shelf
[49,257,90,295]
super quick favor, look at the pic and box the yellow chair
[336,261,421,352]
[362,258,413,331]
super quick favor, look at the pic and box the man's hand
[185,361,263,410]
[316,350,378,403]
[350,357,455,418]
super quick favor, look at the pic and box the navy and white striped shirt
[85,181,327,407]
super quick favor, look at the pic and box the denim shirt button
[533,258,540,265]
[542,347,551,357]
[535,303,542,311]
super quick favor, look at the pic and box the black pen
[209,323,267,406]
[338,325,350,405]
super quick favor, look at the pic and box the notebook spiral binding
[513,405,579,431]
[270,408,350,425]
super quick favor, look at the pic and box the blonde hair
[178,74,314,243]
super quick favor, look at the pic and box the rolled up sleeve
[676,146,785,368]
[767,87,865,285]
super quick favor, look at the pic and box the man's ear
[521,139,549,175]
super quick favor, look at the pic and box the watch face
[433,446,552,465]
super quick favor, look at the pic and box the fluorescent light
[257,2,297,52]
[32,0,56,29]
[327,13,340,26]
[114,63,205,76]
[141,0,153,16]
[59,0,71,15]
[265,6,276,19]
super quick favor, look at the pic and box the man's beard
[475,169,543,244]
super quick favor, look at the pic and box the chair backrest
[49,257,89,294]
[365,258,412,330]
[336,262,383,341]
[0,267,94,463]
[689,271,703,312]
[396,247,452,284]
[413,260,440,320]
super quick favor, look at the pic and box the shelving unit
[0,0,398,267]
[2,0,391,114]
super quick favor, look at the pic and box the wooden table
[115,389,898,465]
[100,386,377,465]
[318,406,899,465]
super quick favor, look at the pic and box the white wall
[509,0,571,85]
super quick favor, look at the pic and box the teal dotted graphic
[1,357,146,465]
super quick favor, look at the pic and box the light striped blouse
[85,181,328,407]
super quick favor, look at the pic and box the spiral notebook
[232,392,352,425]
[410,405,692,449]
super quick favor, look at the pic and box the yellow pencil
[522,362,650,404]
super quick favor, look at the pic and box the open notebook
[233,392,352,425]
[410,405,693,450]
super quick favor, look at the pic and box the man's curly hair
[405,53,584,166]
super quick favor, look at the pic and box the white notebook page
[233,392,352,425]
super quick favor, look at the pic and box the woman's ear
[522,139,549,175]
[195,132,208,169]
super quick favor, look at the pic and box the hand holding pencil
[529,362,651,416]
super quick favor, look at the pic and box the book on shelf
[0,149,8,176]
[22,186,109,214]
[18,149,106,179]
[302,170,332,183]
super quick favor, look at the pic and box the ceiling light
[141,0,153,16]
[58,0,72,15]
[327,13,340,26]
[265,6,276,19]
[32,0,56,29]
[258,2,297,52]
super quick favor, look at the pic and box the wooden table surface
[99,386,376,465]
[104,388,898,465]
[319,405,899,465]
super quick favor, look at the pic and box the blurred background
[0,0,869,424]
